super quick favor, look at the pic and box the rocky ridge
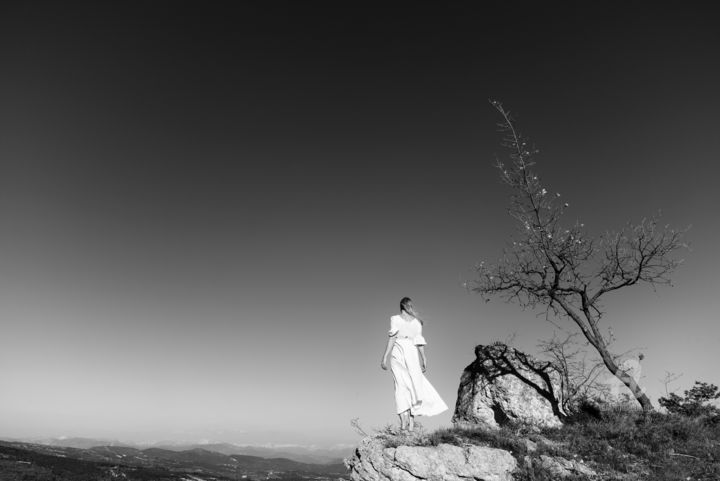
[345,343,607,481]
[345,436,517,481]
[345,433,603,481]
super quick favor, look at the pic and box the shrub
[659,381,720,420]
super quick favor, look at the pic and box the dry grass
[377,407,720,480]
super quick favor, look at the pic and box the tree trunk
[545,393,568,420]
[558,296,655,412]
[597,348,654,411]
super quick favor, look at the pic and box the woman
[380,297,448,432]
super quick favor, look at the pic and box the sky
[1,3,719,447]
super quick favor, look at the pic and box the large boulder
[452,343,564,430]
[345,436,517,481]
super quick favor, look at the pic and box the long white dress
[388,315,448,416]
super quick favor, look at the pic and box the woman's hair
[400,297,424,325]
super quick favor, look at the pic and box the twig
[669,452,699,460]
[350,418,369,437]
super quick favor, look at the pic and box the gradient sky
[1,3,719,446]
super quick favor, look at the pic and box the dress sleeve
[388,316,399,337]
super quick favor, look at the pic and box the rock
[538,454,596,478]
[452,343,564,430]
[521,438,538,453]
[345,436,517,481]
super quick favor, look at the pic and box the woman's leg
[398,410,410,431]
[407,410,415,432]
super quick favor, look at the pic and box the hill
[154,442,352,465]
[0,441,349,481]
[15,437,352,465]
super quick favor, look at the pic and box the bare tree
[537,332,608,413]
[659,371,684,396]
[471,100,688,411]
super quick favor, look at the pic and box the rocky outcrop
[453,343,564,430]
[345,436,517,481]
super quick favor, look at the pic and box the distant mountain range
[19,436,135,449]
[0,439,350,481]
[8,437,354,464]
[155,442,353,465]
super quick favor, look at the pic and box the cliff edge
[345,436,517,481]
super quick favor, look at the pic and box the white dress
[388,315,448,416]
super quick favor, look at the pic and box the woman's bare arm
[381,335,396,370]
[417,346,427,372]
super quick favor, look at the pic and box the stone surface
[452,343,564,430]
[521,438,538,453]
[345,436,517,481]
[538,454,596,478]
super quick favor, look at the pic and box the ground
[372,405,720,480]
